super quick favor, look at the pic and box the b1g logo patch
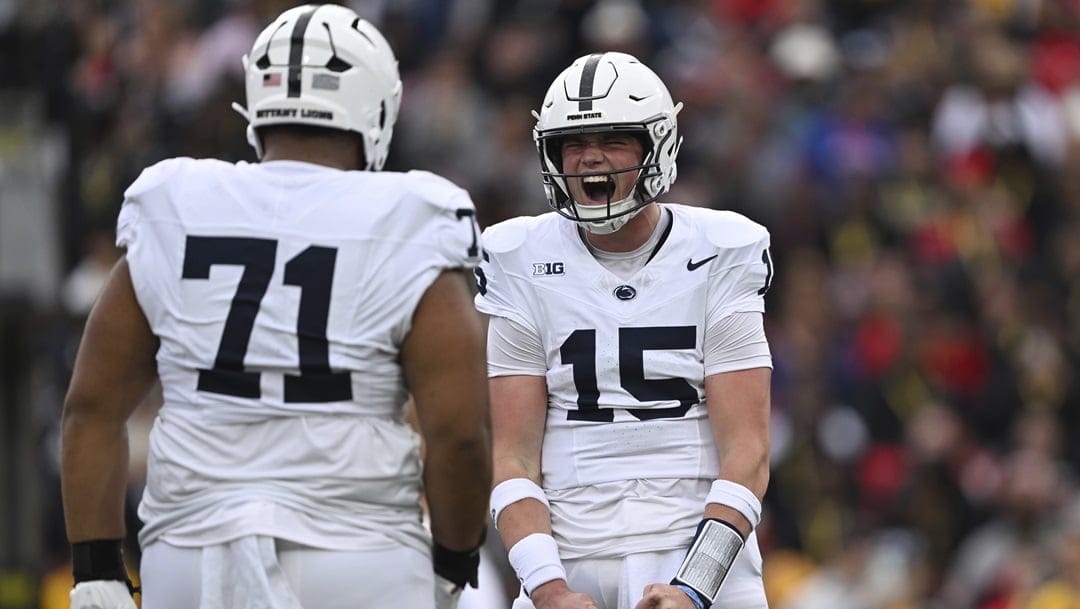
[533,262,565,276]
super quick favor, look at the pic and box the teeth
[581,174,616,201]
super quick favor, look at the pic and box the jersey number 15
[561,326,699,422]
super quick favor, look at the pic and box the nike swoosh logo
[686,255,718,271]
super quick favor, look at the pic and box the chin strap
[574,195,643,234]
[231,102,263,159]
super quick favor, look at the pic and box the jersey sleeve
[116,158,188,249]
[406,170,482,270]
[115,199,141,250]
[472,219,538,332]
[486,315,547,377]
[706,224,773,319]
[381,172,484,347]
[700,214,774,373]
[703,311,772,376]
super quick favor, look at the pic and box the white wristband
[705,479,762,529]
[490,478,549,530]
[507,533,566,595]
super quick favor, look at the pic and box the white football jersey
[475,204,772,558]
[117,158,481,553]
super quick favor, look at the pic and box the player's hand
[435,574,462,609]
[531,579,600,609]
[70,581,137,609]
[634,583,700,609]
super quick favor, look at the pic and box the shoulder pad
[123,157,194,200]
[481,216,539,254]
[699,210,770,250]
[403,170,470,209]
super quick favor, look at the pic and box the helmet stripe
[287,5,319,98]
[577,53,604,111]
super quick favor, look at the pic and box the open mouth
[581,175,616,202]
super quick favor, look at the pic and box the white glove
[70,581,137,609]
[435,574,462,609]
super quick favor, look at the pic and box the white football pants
[140,537,434,609]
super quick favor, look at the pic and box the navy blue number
[182,236,276,398]
[758,248,773,296]
[283,246,353,402]
[562,330,608,421]
[474,251,489,295]
[455,208,480,258]
[561,326,698,421]
[182,237,351,402]
[620,327,697,420]
[473,266,488,295]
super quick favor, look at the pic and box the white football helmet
[232,4,402,170]
[534,52,683,233]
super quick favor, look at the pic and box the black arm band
[71,540,138,594]
[433,529,486,589]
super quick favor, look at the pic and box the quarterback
[476,53,774,609]
[60,5,490,609]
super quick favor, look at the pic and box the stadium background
[0,0,1078,607]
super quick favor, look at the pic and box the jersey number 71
[181,235,351,403]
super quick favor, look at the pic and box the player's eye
[561,138,586,153]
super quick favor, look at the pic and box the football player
[60,5,490,609]
[476,52,774,609]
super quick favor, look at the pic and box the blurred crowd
[1,0,1078,608]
